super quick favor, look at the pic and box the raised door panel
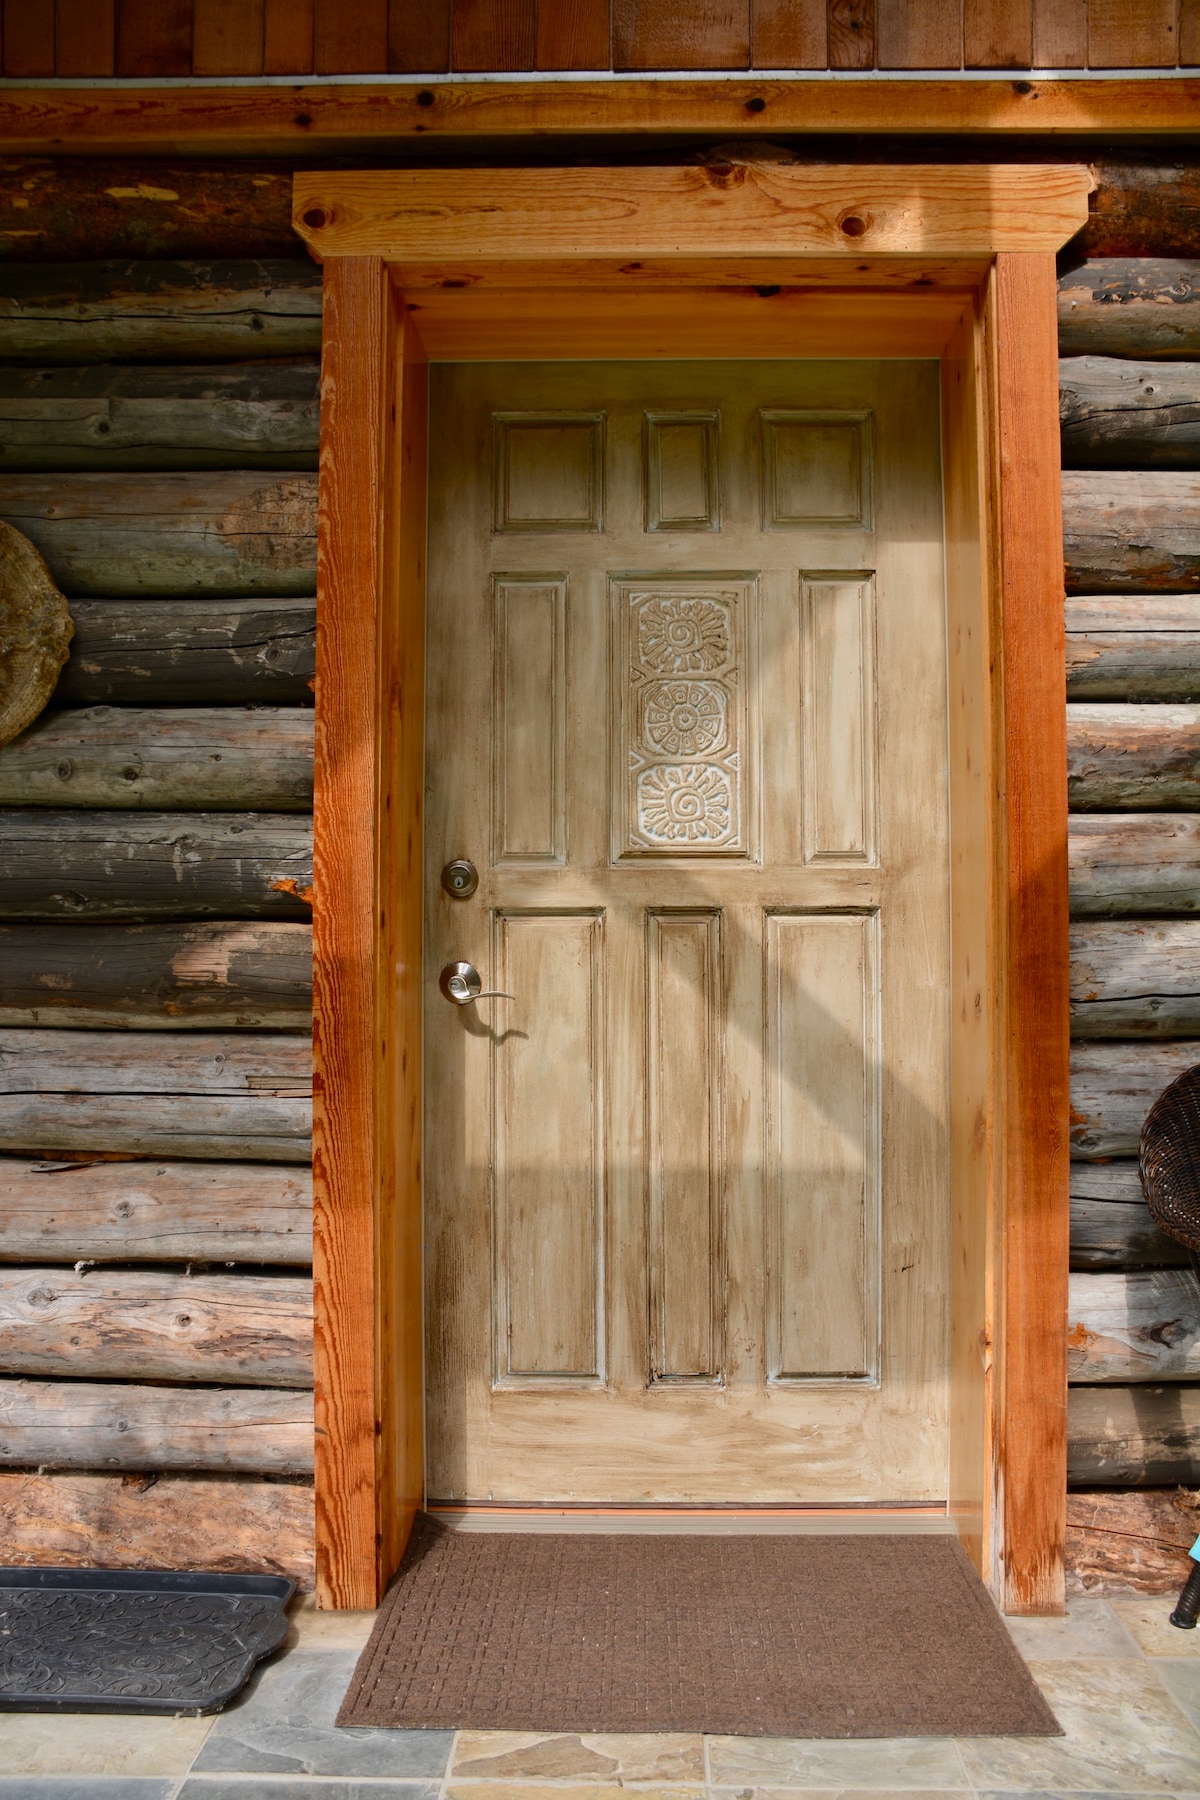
[766,909,879,1382]
[647,910,724,1383]
[493,911,605,1383]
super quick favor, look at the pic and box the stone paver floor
[2,1591,1200,1798]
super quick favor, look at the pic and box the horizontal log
[0,258,320,361]
[0,707,314,812]
[0,1095,310,1162]
[56,597,315,708]
[0,1379,313,1473]
[0,1157,313,1264]
[1084,168,1200,263]
[0,1028,311,1162]
[1071,1197,1187,1271]
[1070,1039,1200,1159]
[1070,1159,1186,1271]
[1057,259,1200,358]
[1066,596,1200,700]
[0,362,320,471]
[1066,703,1200,810]
[0,922,312,1029]
[1069,814,1200,916]
[0,1471,314,1588]
[0,1267,312,1387]
[0,472,317,597]
[0,156,1180,266]
[1071,921,1200,1039]
[56,596,316,709]
[1060,357,1200,470]
[0,810,312,920]
[1063,472,1200,593]
[1069,1270,1200,1382]
[1066,1488,1196,1597]
[1069,1383,1200,1487]
[0,1027,310,1095]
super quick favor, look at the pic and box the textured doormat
[0,1568,294,1714]
[338,1516,1060,1738]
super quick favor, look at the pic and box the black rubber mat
[0,1567,294,1714]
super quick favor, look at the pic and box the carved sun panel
[613,576,754,858]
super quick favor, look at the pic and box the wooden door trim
[304,164,1084,1614]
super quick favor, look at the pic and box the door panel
[424,360,949,1504]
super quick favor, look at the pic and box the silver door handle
[439,961,514,1006]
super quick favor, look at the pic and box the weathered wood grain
[0,1156,313,1264]
[0,1471,314,1587]
[1070,1193,1187,1270]
[0,810,312,920]
[1070,1040,1200,1159]
[0,921,312,1029]
[0,1028,311,1161]
[1069,1384,1200,1487]
[1069,814,1200,916]
[0,259,321,360]
[1063,473,1200,593]
[1060,357,1200,469]
[0,707,314,811]
[1066,596,1200,700]
[0,473,317,597]
[1067,1488,1195,1597]
[1057,259,1200,358]
[1069,1270,1200,1382]
[0,1267,313,1386]
[1068,1160,1189,1271]
[1071,920,1200,1038]
[1066,703,1200,810]
[0,1379,314,1472]
[0,361,320,471]
[1071,1159,1147,1207]
[56,596,316,707]
[0,1028,311,1092]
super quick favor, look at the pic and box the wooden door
[424,360,949,1504]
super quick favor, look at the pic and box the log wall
[0,256,317,1582]
[1060,244,1200,1584]
[1,167,1199,1595]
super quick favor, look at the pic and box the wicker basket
[1140,1063,1200,1255]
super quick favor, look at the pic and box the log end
[0,522,73,749]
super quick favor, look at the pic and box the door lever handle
[439,961,514,1006]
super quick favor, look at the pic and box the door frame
[295,162,1091,1616]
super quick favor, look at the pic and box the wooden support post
[994,252,1071,1615]
[312,256,425,1609]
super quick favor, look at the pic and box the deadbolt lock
[441,858,479,899]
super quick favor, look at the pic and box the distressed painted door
[424,361,949,1504]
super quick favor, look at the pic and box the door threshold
[428,1502,954,1535]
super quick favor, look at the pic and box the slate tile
[0,1782,175,1800]
[191,1649,453,1778]
[0,1709,210,1776]
[1003,1598,1142,1662]
[706,1736,970,1788]
[179,1784,441,1800]
[958,1658,1200,1793]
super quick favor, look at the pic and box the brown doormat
[338,1515,1060,1738]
